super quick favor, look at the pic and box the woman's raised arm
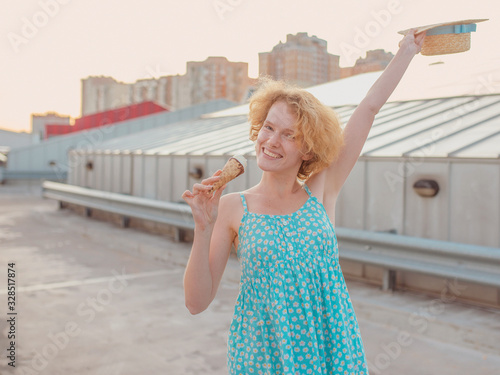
[323,30,426,197]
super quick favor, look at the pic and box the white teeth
[263,148,281,159]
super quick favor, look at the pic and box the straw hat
[398,19,488,56]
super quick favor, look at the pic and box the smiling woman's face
[255,100,309,176]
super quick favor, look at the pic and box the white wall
[336,157,500,247]
[449,162,500,247]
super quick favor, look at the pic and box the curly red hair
[248,77,344,180]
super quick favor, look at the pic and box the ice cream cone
[210,155,247,193]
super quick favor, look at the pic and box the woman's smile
[262,147,283,159]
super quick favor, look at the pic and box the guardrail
[42,181,194,241]
[337,228,500,290]
[42,181,500,292]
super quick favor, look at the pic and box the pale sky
[1,0,499,132]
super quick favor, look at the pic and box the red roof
[45,101,168,139]
[45,123,73,138]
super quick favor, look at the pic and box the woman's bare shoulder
[218,192,245,227]
[219,191,243,205]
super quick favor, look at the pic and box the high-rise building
[259,32,341,87]
[187,56,252,105]
[81,76,130,116]
[161,74,190,111]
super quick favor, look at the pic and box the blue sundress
[227,184,368,374]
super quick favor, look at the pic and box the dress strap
[303,183,313,197]
[240,193,249,214]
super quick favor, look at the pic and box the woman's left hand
[399,29,426,55]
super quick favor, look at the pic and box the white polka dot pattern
[227,185,368,374]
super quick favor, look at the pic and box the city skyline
[78,36,391,123]
[1,0,499,132]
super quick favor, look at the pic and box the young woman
[182,30,425,374]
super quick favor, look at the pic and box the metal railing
[42,181,194,240]
[337,228,500,290]
[42,181,500,291]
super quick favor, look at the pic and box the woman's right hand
[182,170,226,230]
[399,28,426,56]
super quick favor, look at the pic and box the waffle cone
[210,157,245,193]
